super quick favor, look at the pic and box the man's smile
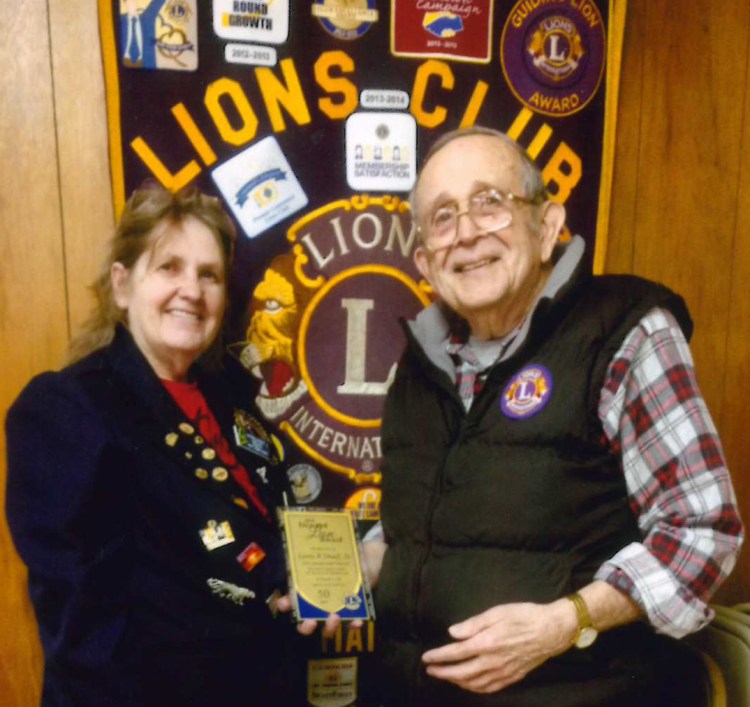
[453,256,500,273]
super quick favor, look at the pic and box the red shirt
[162,378,271,522]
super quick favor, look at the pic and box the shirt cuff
[595,542,715,639]
[363,521,384,543]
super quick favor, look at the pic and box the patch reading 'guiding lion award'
[279,508,375,622]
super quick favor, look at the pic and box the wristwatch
[566,592,598,648]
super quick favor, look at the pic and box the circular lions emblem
[501,365,554,419]
[501,0,606,117]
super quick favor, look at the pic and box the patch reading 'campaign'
[392,0,493,63]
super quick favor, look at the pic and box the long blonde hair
[68,182,236,364]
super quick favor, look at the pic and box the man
[362,126,743,706]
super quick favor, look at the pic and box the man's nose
[454,208,481,244]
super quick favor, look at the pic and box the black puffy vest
[375,273,693,705]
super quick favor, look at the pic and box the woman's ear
[110,262,130,310]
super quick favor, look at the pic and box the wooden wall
[0,1,747,703]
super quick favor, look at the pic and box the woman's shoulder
[8,347,114,423]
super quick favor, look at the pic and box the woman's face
[111,215,227,381]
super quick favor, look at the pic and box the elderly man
[362,126,743,706]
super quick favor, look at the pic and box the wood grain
[1,1,66,705]
[713,0,750,605]
[48,0,115,334]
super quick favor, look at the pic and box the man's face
[413,135,563,333]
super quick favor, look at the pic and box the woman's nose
[178,271,202,298]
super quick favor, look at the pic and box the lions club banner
[100,2,625,702]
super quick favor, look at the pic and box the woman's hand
[275,594,362,638]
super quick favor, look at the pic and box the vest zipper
[409,393,465,639]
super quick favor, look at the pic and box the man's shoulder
[584,274,692,338]
[588,273,677,299]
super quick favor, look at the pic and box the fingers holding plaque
[279,508,375,622]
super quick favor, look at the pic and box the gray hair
[408,126,545,223]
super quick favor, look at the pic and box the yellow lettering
[526,123,553,160]
[571,0,600,28]
[541,142,581,204]
[204,77,259,146]
[321,624,343,653]
[527,91,580,115]
[459,80,489,128]
[507,107,534,142]
[410,60,453,129]
[344,625,364,652]
[171,103,217,166]
[130,136,200,191]
[314,50,358,120]
[255,58,312,133]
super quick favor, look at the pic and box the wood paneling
[1,2,65,704]
[48,0,114,333]
[0,2,113,705]
[607,1,750,604]
[716,0,750,604]
[0,1,748,704]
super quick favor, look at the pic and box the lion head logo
[238,254,316,419]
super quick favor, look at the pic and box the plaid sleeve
[595,307,744,638]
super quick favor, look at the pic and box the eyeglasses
[419,188,545,252]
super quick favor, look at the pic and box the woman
[5,184,305,706]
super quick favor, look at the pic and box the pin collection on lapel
[163,410,279,603]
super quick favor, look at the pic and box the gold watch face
[575,626,598,648]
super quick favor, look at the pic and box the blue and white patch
[211,136,308,240]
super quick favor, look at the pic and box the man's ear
[414,245,434,286]
[110,262,131,310]
[538,200,566,263]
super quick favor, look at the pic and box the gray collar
[407,235,586,376]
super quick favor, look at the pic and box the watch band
[566,592,598,648]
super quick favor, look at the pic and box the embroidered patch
[500,365,553,419]
[311,0,379,41]
[500,0,606,117]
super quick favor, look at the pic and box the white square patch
[346,112,417,192]
[212,0,289,44]
[211,136,308,240]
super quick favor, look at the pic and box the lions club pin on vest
[500,365,554,419]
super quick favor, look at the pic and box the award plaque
[279,507,375,621]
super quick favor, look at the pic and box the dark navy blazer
[6,327,304,706]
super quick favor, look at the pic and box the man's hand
[421,600,577,694]
[362,539,387,588]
